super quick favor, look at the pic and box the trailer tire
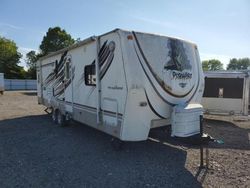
[111,138,124,151]
[57,110,67,127]
[52,108,58,124]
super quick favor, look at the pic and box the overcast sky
[0,0,249,69]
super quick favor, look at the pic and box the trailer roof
[38,28,197,61]
[204,70,250,78]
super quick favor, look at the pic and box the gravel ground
[0,91,249,188]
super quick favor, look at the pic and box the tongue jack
[199,115,224,169]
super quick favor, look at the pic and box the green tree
[0,36,24,78]
[25,50,38,79]
[202,59,224,71]
[39,27,75,56]
[227,58,250,70]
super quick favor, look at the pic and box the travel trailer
[0,73,4,95]
[37,29,204,142]
[202,71,250,124]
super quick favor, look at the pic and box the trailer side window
[65,58,71,79]
[37,72,40,83]
[85,64,96,86]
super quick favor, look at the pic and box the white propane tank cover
[171,103,203,137]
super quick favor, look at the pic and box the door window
[84,64,96,86]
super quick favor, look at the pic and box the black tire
[111,138,124,151]
[57,110,67,127]
[52,108,58,124]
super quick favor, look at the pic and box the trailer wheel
[52,109,58,124]
[111,138,124,151]
[57,110,67,127]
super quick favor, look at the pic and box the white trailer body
[0,73,4,94]
[202,71,250,123]
[37,29,204,141]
